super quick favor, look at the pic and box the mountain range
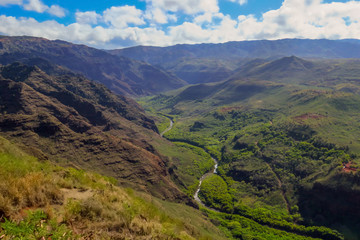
[110,39,360,85]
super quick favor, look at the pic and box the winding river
[160,118,219,208]
[193,157,218,207]
[160,118,174,137]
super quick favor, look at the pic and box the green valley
[140,56,360,240]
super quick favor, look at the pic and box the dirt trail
[61,188,93,201]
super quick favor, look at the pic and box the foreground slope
[0,36,186,96]
[0,136,226,239]
[0,62,189,202]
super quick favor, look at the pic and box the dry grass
[0,172,62,220]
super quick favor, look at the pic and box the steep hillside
[0,136,226,239]
[0,36,186,96]
[0,62,190,202]
[159,58,238,84]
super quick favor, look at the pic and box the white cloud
[145,0,219,15]
[227,0,248,6]
[76,11,101,25]
[23,0,48,13]
[103,6,145,28]
[47,5,66,18]
[0,0,22,6]
[145,7,177,24]
[169,22,212,44]
[0,0,66,17]
[194,12,224,24]
[1,0,360,49]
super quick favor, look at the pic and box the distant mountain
[155,56,360,107]
[109,39,360,85]
[110,39,360,63]
[0,62,189,202]
[229,56,315,84]
[160,57,238,84]
[0,36,186,96]
[229,56,360,89]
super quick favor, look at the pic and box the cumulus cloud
[145,7,177,24]
[194,12,224,24]
[23,0,47,12]
[0,0,66,17]
[0,0,22,6]
[103,6,145,28]
[1,0,360,48]
[227,0,248,6]
[75,11,101,25]
[47,5,66,18]
[145,0,219,14]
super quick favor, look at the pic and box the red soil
[342,162,357,173]
[293,113,325,121]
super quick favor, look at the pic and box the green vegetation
[1,210,73,239]
[199,175,233,212]
[140,65,360,239]
[205,209,343,240]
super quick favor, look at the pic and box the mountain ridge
[110,38,360,63]
[109,38,360,85]
[0,36,186,96]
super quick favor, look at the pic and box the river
[193,157,218,207]
[160,117,219,208]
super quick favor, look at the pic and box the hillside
[0,62,191,202]
[228,56,360,89]
[0,136,226,239]
[0,36,186,96]
[158,57,239,84]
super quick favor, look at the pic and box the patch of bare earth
[342,162,357,173]
[293,113,325,121]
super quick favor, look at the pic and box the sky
[0,0,360,49]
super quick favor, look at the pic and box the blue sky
[0,0,359,49]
